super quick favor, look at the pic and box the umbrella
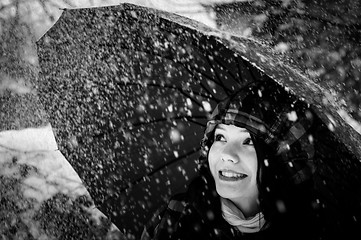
[36,3,361,238]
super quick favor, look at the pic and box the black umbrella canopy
[36,3,361,238]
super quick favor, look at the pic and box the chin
[215,183,241,199]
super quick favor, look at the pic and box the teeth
[221,171,244,178]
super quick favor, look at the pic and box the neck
[228,196,260,218]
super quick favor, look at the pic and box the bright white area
[0,123,58,151]
[22,0,250,39]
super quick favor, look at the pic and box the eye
[243,137,254,145]
[214,133,226,142]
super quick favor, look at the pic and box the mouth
[218,170,247,181]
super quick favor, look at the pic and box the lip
[218,170,247,181]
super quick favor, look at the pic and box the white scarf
[221,198,267,233]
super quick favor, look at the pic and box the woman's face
[208,124,259,203]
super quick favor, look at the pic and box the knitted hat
[201,81,315,185]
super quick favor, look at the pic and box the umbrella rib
[240,57,260,84]
[167,57,229,102]
[117,81,213,100]
[185,116,208,127]
[119,147,201,193]
[172,58,234,100]
[235,56,246,84]
[120,80,213,109]
[199,81,221,101]
[116,46,225,101]
[131,115,207,128]
[148,83,212,101]
[207,51,241,85]
[148,80,212,109]
[176,86,207,109]
[203,54,234,96]
[177,63,223,102]
[183,59,231,95]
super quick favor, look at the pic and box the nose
[221,141,240,164]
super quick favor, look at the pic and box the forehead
[215,124,250,133]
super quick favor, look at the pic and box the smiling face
[208,124,259,212]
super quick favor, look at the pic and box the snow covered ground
[0,124,125,239]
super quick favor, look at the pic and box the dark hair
[199,81,319,237]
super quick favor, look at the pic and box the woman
[142,81,321,240]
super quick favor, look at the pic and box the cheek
[247,152,258,175]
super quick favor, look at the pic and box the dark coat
[141,168,321,240]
